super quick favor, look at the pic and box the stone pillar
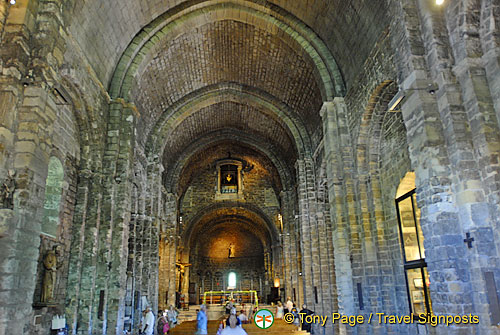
[392,1,500,333]
[295,158,316,309]
[280,190,296,302]
[321,99,356,335]
[66,100,135,335]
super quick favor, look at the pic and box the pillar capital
[319,98,347,120]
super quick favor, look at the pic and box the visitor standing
[167,305,178,329]
[299,304,315,333]
[221,315,248,335]
[285,297,293,314]
[275,301,284,319]
[237,310,249,324]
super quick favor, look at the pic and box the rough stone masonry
[0,1,499,335]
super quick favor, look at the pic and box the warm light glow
[436,0,444,5]
[274,278,280,288]
[9,0,16,4]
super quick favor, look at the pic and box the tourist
[140,307,155,335]
[225,300,232,314]
[226,308,241,327]
[195,304,208,335]
[221,315,248,335]
[275,301,284,319]
[285,297,293,314]
[157,310,169,335]
[167,305,178,329]
[291,306,300,329]
[299,304,314,333]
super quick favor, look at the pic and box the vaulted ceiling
[65,0,392,195]
[68,0,391,89]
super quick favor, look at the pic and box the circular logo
[254,309,274,329]
[283,313,294,324]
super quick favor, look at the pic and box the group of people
[143,297,314,334]
[196,303,250,335]
[139,305,179,335]
[275,297,315,333]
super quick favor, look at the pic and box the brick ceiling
[66,0,391,195]
[131,20,322,149]
[69,0,390,89]
[161,101,296,170]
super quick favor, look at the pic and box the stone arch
[351,80,412,316]
[356,80,399,176]
[166,130,293,196]
[41,156,65,237]
[146,83,312,160]
[182,202,280,249]
[109,0,345,101]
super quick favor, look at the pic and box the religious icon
[228,244,234,258]
[0,170,16,209]
[41,246,60,303]
[226,173,233,183]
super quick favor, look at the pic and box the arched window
[396,172,432,316]
[41,157,64,237]
[228,272,237,290]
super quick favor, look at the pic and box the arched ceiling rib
[184,204,278,250]
[161,101,296,169]
[68,0,389,91]
[131,20,323,144]
[172,140,284,198]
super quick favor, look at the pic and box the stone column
[66,100,135,335]
[280,190,296,301]
[321,99,356,335]
[295,158,316,309]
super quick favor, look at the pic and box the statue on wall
[41,246,59,303]
[0,170,15,210]
[228,244,234,258]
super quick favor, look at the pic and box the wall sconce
[274,278,280,288]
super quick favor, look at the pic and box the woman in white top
[221,315,248,335]
[275,301,284,319]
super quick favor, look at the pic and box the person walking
[157,310,170,335]
[141,307,155,335]
[195,304,208,335]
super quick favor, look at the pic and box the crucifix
[464,232,474,249]
[176,262,192,292]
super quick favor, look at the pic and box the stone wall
[1,1,500,335]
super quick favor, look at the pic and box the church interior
[0,0,499,334]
